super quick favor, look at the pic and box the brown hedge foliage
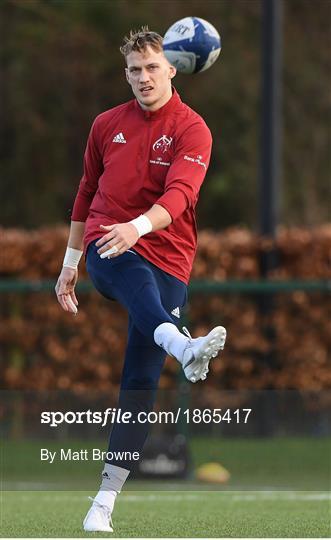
[1,225,330,280]
[0,226,330,391]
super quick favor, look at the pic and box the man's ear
[125,68,130,84]
[169,65,177,79]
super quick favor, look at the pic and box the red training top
[71,89,212,284]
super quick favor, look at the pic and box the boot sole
[83,526,113,532]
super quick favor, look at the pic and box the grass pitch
[1,437,330,536]
[1,489,330,537]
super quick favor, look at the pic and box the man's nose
[139,68,150,83]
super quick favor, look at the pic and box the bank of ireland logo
[152,135,173,153]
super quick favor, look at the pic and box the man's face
[125,46,176,111]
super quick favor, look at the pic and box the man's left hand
[96,223,139,258]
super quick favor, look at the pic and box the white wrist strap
[63,247,83,269]
[129,215,152,238]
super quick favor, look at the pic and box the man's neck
[138,87,173,112]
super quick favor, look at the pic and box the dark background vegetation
[1,0,330,230]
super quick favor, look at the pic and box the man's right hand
[55,267,79,314]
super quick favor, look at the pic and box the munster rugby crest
[152,135,173,153]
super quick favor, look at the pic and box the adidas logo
[171,307,180,318]
[112,132,126,143]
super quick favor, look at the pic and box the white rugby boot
[154,322,226,383]
[181,326,227,383]
[83,497,113,533]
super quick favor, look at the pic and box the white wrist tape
[129,215,153,238]
[63,247,83,269]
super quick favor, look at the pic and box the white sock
[94,489,117,512]
[94,463,130,510]
[154,322,189,364]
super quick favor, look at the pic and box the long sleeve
[155,121,212,221]
[71,118,104,221]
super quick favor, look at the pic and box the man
[55,27,226,533]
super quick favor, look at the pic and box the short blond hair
[120,26,163,57]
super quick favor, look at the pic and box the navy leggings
[86,241,187,469]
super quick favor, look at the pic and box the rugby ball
[163,17,221,74]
